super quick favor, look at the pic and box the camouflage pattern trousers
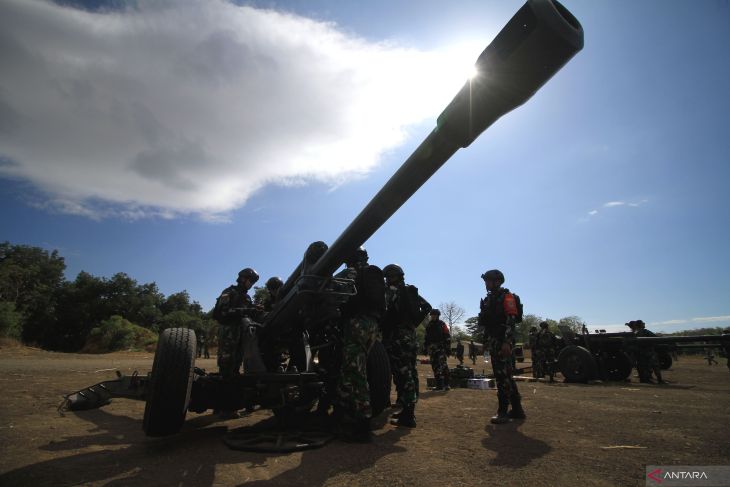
[636,349,661,381]
[532,348,556,378]
[217,323,243,378]
[336,315,380,420]
[384,328,419,407]
[428,343,449,382]
[489,338,520,409]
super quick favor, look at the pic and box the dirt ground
[1,345,729,487]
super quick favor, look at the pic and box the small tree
[0,301,22,340]
[464,316,479,338]
[558,316,586,334]
[518,314,542,343]
[451,325,471,342]
[439,302,465,335]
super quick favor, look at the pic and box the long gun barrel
[263,0,584,341]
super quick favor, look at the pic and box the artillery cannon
[62,0,584,443]
[556,326,730,382]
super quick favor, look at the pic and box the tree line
[0,242,215,352]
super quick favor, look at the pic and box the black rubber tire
[603,351,633,381]
[558,345,597,382]
[143,328,197,437]
[367,340,391,417]
[658,351,672,370]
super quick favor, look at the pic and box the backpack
[502,290,524,324]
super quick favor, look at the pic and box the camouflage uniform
[455,341,465,365]
[382,282,431,408]
[212,285,253,378]
[335,263,385,423]
[635,326,664,383]
[425,317,450,389]
[478,285,524,421]
[534,328,557,379]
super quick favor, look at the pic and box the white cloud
[584,198,648,220]
[691,315,730,323]
[603,201,625,208]
[0,0,481,219]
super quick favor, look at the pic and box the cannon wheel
[367,340,391,416]
[143,328,197,437]
[658,351,672,370]
[603,351,632,381]
[558,345,597,383]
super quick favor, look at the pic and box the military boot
[490,410,510,424]
[390,404,416,428]
[351,418,373,443]
[508,394,526,420]
[490,395,510,424]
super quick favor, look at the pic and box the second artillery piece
[555,326,730,382]
[62,0,585,446]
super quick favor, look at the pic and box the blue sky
[1,0,729,333]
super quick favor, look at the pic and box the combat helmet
[237,268,259,284]
[429,309,441,316]
[481,269,505,285]
[383,264,404,279]
[344,247,369,267]
[265,276,283,291]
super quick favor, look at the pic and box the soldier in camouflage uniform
[425,309,451,391]
[334,247,385,442]
[478,269,525,424]
[381,264,431,428]
[633,320,666,384]
[534,321,557,381]
[528,327,539,377]
[211,268,259,419]
[257,276,284,312]
[212,268,259,379]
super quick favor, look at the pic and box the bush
[0,301,23,340]
[83,315,157,353]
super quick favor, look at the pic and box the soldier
[528,326,539,378]
[212,267,259,379]
[633,320,666,384]
[469,340,477,365]
[258,276,284,312]
[455,340,465,365]
[704,349,718,366]
[381,263,431,428]
[478,269,525,424]
[333,247,385,442]
[535,321,557,381]
[425,309,451,391]
[197,330,210,359]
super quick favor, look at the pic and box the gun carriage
[556,327,730,382]
[62,0,584,445]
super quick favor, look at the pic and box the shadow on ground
[481,421,551,468]
[0,408,409,487]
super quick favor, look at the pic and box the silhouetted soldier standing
[478,269,525,424]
